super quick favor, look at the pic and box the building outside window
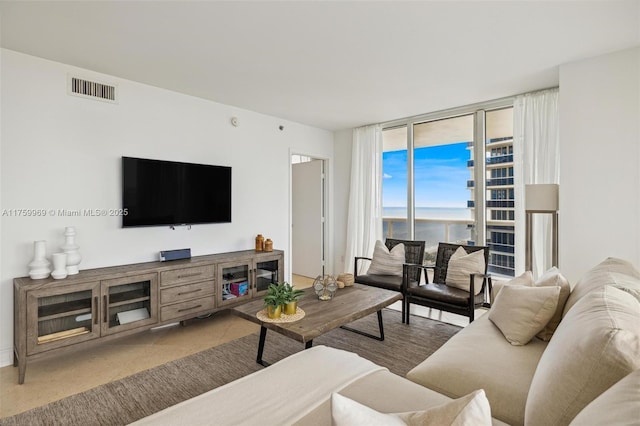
[381,104,515,277]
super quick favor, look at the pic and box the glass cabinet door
[217,260,252,307]
[253,254,284,297]
[101,273,158,335]
[26,282,101,355]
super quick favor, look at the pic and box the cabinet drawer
[160,280,215,305]
[161,296,215,322]
[160,265,215,287]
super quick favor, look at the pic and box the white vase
[51,253,68,279]
[61,226,82,275]
[28,240,51,279]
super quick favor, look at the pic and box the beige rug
[1,310,460,425]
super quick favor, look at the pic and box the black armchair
[354,238,426,323]
[405,242,491,323]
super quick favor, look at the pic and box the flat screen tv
[122,156,231,227]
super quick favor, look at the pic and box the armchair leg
[406,299,411,324]
[401,296,406,324]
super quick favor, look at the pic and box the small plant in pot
[282,282,304,315]
[263,283,287,319]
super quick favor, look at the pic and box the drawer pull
[178,304,202,313]
[94,297,98,325]
[177,272,202,279]
[177,289,202,296]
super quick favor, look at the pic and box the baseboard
[0,347,14,368]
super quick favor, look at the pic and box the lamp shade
[525,184,559,212]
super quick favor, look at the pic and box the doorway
[291,154,326,286]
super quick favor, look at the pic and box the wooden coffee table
[231,283,402,366]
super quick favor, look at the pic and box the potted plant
[282,282,304,315]
[263,283,287,319]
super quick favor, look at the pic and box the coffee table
[231,283,402,366]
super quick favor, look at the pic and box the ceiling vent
[68,76,117,103]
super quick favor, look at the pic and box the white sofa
[133,258,640,425]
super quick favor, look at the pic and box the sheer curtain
[343,124,383,273]
[513,88,560,278]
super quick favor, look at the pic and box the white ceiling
[1,1,638,131]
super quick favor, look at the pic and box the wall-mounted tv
[122,157,231,227]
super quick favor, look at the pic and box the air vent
[68,76,117,103]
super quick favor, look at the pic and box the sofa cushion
[563,257,640,317]
[445,247,485,295]
[355,273,407,292]
[525,286,640,425]
[331,390,492,426]
[569,369,640,426]
[488,285,560,345]
[406,314,547,426]
[407,282,484,306]
[366,240,405,276]
[132,345,385,426]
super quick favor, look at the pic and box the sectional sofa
[133,257,640,425]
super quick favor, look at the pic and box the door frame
[288,149,332,283]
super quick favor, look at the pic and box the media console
[13,249,283,384]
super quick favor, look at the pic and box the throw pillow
[489,268,569,341]
[488,285,560,345]
[490,271,534,304]
[445,247,485,295]
[533,267,570,340]
[331,390,492,426]
[366,240,405,276]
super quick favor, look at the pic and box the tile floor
[0,274,483,418]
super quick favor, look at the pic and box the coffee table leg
[340,310,385,341]
[257,326,269,367]
[305,340,313,349]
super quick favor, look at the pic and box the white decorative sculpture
[28,240,51,279]
[51,253,68,279]
[60,226,82,274]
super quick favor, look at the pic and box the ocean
[382,207,472,250]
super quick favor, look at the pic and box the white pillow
[366,240,405,276]
[490,271,534,304]
[331,390,492,426]
[490,268,570,341]
[445,247,486,295]
[488,285,560,345]
[533,267,571,340]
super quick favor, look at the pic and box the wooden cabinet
[159,264,215,322]
[14,249,283,384]
[101,273,159,336]
[217,252,283,308]
[26,281,101,356]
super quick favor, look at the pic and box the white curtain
[343,124,383,273]
[513,88,560,278]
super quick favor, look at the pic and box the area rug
[1,310,460,425]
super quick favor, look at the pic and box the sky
[383,142,470,208]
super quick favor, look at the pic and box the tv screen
[122,157,231,227]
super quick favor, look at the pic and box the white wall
[0,49,333,366]
[559,47,640,283]
[332,129,352,274]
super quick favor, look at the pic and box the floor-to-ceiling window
[381,101,516,276]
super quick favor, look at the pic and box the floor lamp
[525,184,559,272]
